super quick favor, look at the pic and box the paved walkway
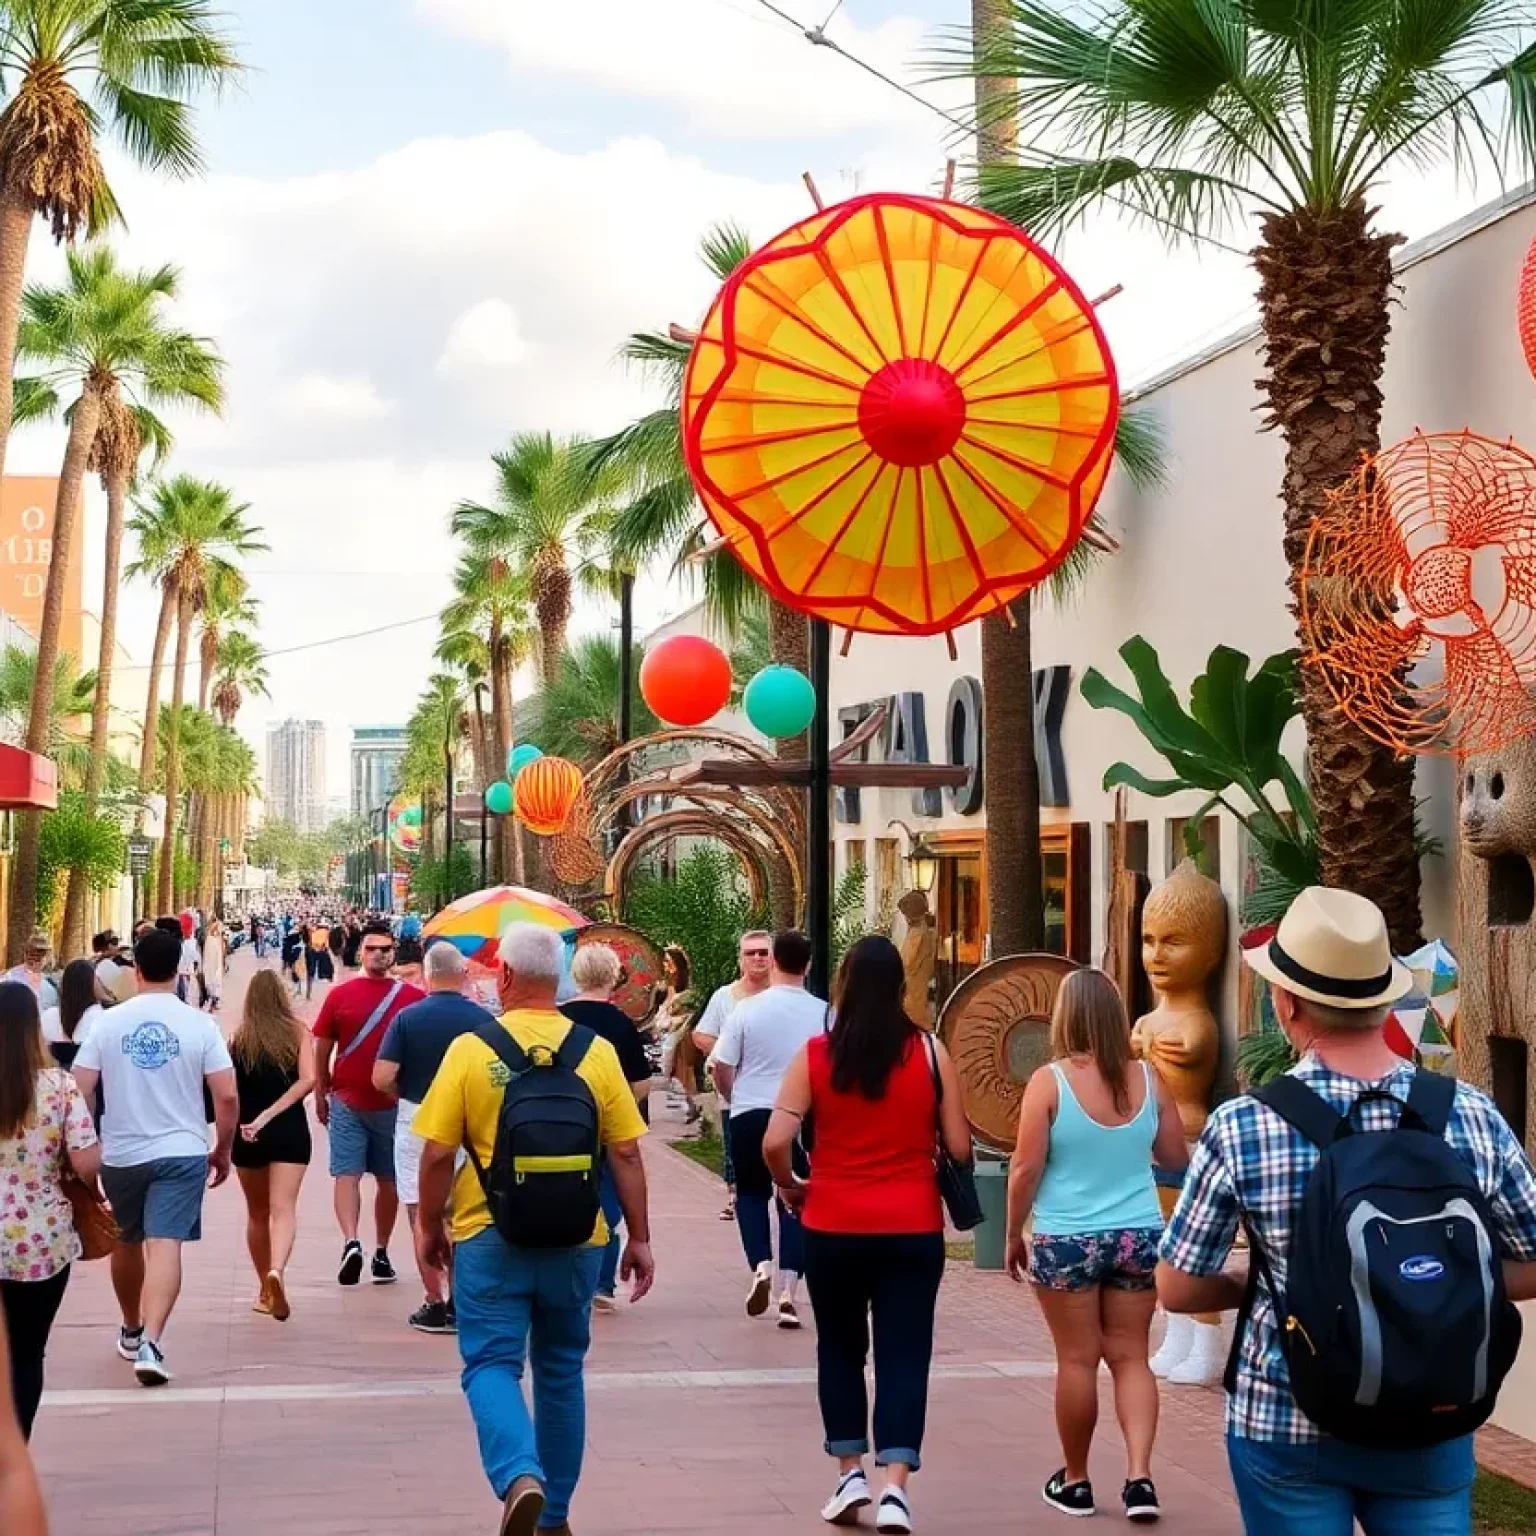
[31,947,1239,1534]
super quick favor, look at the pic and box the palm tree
[948,3,1536,950]
[195,563,255,713]
[401,673,470,907]
[0,644,93,786]
[525,634,657,771]
[7,245,223,954]
[439,550,534,882]
[125,476,265,911]
[0,0,239,489]
[453,433,615,688]
[211,630,267,728]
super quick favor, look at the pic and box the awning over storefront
[0,743,57,810]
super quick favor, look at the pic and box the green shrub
[37,792,127,923]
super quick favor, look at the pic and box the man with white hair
[414,923,654,1536]
[374,938,490,1333]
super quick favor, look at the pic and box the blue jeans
[454,1229,603,1525]
[597,1160,621,1297]
[729,1108,804,1275]
[1226,1430,1474,1535]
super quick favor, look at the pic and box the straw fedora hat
[1242,886,1412,1010]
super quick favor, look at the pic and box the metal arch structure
[556,727,807,923]
[605,810,781,917]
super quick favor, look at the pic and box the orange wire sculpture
[1301,429,1536,757]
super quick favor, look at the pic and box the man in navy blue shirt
[374,940,489,1333]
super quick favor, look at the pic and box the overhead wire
[109,611,441,673]
[745,0,1252,260]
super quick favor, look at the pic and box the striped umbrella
[422,884,589,967]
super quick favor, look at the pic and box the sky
[5,0,1507,799]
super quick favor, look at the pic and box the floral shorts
[1029,1227,1162,1293]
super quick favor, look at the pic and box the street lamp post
[807,617,833,998]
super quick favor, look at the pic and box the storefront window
[1043,847,1068,954]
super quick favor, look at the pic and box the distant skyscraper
[265,719,327,831]
[351,725,407,816]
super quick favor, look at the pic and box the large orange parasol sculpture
[682,191,1119,641]
[1300,429,1536,757]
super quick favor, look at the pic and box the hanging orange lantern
[513,755,584,836]
[1520,232,1536,383]
[682,192,1118,638]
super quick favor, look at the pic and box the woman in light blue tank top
[1003,969,1187,1523]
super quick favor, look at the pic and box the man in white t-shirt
[73,927,238,1389]
[712,930,825,1328]
[691,931,773,1220]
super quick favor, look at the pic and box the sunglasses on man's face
[362,943,396,956]
[742,948,770,959]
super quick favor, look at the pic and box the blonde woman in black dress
[231,969,315,1321]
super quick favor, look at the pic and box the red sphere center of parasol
[857,358,966,467]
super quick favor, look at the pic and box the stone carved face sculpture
[1141,858,1227,999]
[1462,736,1536,859]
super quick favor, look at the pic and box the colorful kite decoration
[682,192,1119,638]
[387,795,421,854]
[1300,430,1536,757]
[1386,939,1460,1061]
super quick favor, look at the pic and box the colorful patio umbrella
[682,192,1119,638]
[422,884,589,967]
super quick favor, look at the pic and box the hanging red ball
[1520,232,1536,383]
[513,756,584,837]
[639,634,732,727]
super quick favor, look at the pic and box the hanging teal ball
[399,806,422,829]
[508,743,543,780]
[484,780,515,815]
[744,665,816,739]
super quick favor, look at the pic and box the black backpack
[466,1024,602,1250]
[1228,1070,1522,1449]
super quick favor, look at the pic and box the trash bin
[972,1157,1009,1271]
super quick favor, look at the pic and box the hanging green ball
[508,744,543,779]
[484,780,515,816]
[744,665,817,739]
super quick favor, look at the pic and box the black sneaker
[1042,1470,1094,1518]
[444,1300,457,1332]
[371,1248,397,1284]
[338,1239,364,1286]
[1124,1478,1161,1522]
[408,1299,455,1334]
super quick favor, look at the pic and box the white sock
[779,1272,801,1303]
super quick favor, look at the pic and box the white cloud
[416,0,943,140]
[437,299,534,375]
[283,371,396,422]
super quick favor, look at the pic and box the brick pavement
[30,945,1242,1534]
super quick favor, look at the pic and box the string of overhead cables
[109,611,441,673]
[740,0,1252,260]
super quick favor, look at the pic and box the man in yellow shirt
[414,923,653,1536]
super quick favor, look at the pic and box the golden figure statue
[896,889,938,1028]
[1131,857,1227,1385]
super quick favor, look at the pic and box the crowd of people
[4,886,1536,1534]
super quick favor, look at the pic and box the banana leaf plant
[1081,639,1319,921]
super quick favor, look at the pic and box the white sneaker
[777,1295,802,1329]
[593,1291,618,1314]
[746,1260,774,1317]
[1149,1311,1193,1379]
[876,1488,913,1533]
[134,1338,172,1387]
[1166,1319,1224,1385]
[116,1325,144,1362]
[821,1469,871,1525]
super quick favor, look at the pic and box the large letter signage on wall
[945,676,983,815]
[1035,665,1071,809]
[835,701,878,824]
[882,691,942,817]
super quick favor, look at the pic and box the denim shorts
[328,1096,397,1180]
[102,1156,208,1243]
[1029,1226,1162,1292]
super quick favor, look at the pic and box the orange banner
[0,477,79,654]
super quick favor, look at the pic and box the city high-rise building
[265,719,327,831]
[351,725,407,816]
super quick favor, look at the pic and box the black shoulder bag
[925,1034,982,1230]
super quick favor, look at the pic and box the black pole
[444,737,455,909]
[619,572,634,745]
[808,617,833,998]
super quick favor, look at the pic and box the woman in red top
[765,936,972,1535]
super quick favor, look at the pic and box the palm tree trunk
[490,632,521,884]
[138,582,176,789]
[8,386,103,962]
[0,189,34,486]
[971,0,1043,957]
[62,465,131,952]
[198,628,215,714]
[1256,201,1421,951]
[767,597,808,927]
[157,589,194,916]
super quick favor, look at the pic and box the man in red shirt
[313,920,424,1285]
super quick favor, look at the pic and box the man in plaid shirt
[1158,887,1536,1533]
